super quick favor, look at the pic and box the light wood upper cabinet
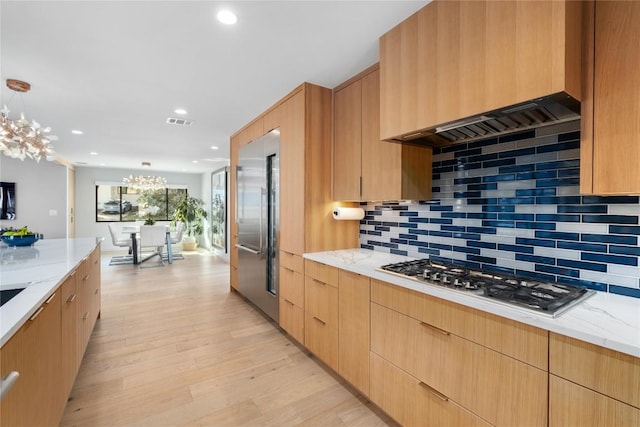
[380,0,583,142]
[333,66,432,201]
[581,1,640,194]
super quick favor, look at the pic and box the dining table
[121,224,173,265]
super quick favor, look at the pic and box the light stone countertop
[0,238,101,347]
[304,248,640,358]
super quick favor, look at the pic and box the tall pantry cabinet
[230,83,359,343]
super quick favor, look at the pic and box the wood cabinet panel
[61,270,79,398]
[371,302,547,427]
[333,78,362,201]
[0,328,23,425]
[304,275,338,369]
[549,332,640,409]
[370,352,492,427]
[334,66,431,201]
[279,250,303,273]
[338,270,370,396]
[279,296,304,344]
[549,375,640,427]
[279,265,304,307]
[380,0,582,141]
[371,279,548,369]
[304,259,339,287]
[585,1,640,194]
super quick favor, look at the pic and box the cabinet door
[61,271,79,397]
[333,79,362,201]
[77,257,92,361]
[304,276,338,370]
[279,91,305,255]
[338,270,370,395]
[1,327,24,425]
[590,1,640,193]
[550,375,640,427]
[279,296,304,344]
[371,302,548,427]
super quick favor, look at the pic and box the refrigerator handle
[260,186,265,252]
[235,244,261,255]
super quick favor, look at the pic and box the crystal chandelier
[122,174,167,191]
[0,79,57,162]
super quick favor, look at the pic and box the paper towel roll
[332,207,365,220]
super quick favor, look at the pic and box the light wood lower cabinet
[371,302,547,427]
[0,245,101,427]
[61,270,80,398]
[279,251,305,344]
[549,375,640,426]
[338,270,370,396]
[304,262,339,370]
[0,292,62,426]
[549,332,640,426]
[370,352,491,427]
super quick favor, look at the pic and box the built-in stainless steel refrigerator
[235,129,279,321]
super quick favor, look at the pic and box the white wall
[0,156,68,238]
[75,166,204,251]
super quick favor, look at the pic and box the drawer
[370,352,491,427]
[304,260,339,288]
[279,297,304,344]
[280,266,304,307]
[305,276,338,322]
[89,246,101,268]
[280,251,303,273]
[549,333,640,409]
[305,308,338,370]
[550,375,640,426]
[230,266,238,290]
[371,278,548,370]
[371,302,548,427]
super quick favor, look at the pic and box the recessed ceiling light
[71,130,83,135]
[192,160,199,164]
[211,145,219,150]
[217,9,237,25]
[89,151,98,155]
[174,108,187,115]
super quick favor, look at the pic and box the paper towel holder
[332,207,365,220]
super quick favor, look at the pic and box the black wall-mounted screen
[0,182,16,220]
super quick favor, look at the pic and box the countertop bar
[304,248,640,358]
[0,238,101,347]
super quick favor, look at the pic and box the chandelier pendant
[123,174,167,191]
[1,79,57,162]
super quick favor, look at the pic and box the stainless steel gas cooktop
[378,258,596,318]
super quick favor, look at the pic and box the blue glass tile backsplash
[360,120,640,298]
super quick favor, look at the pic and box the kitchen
[2,1,640,426]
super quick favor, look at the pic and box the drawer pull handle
[94,289,99,295]
[313,279,326,286]
[285,299,295,306]
[1,371,20,400]
[70,270,77,277]
[420,321,450,336]
[67,293,77,303]
[313,316,326,325]
[418,382,448,402]
[283,267,294,273]
[45,292,56,304]
[29,307,44,321]
[82,275,89,282]
[83,312,90,320]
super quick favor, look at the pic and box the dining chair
[138,225,168,267]
[108,223,135,253]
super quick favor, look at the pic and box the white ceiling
[1,1,427,174]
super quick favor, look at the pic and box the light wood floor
[60,251,394,427]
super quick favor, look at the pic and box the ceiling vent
[166,117,194,126]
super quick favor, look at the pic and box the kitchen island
[1,237,101,426]
[0,237,101,346]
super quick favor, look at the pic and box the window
[96,185,187,222]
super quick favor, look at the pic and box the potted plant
[171,196,207,250]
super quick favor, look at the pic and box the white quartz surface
[304,249,640,358]
[0,238,101,347]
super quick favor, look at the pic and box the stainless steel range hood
[387,93,580,146]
